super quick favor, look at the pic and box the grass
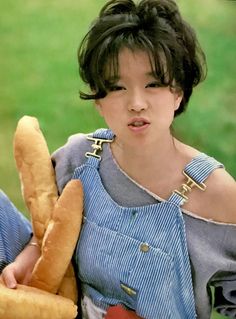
[0,1,235,317]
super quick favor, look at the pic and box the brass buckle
[174,171,206,202]
[85,136,113,159]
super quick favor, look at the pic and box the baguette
[0,281,77,319]
[13,115,82,304]
[0,115,84,319]
[14,115,58,243]
[57,263,78,303]
[29,179,83,294]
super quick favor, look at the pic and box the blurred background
[0,1,235,317]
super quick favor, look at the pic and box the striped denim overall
[73,129,222,319]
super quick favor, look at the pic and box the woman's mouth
[128,118,150,131]
[130,121,146,127]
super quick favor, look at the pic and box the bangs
[78,0,206,115]
[79,32,175,100]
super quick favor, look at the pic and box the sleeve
[0,190,32,272]
[51,133,90,194]
[210,226,236,317]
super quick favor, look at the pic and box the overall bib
[73,129,222,319]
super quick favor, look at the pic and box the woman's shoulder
[52,132,94,160]
[183,156,236,224]
[204,167,236,223]
[51,132,94,193]
[60,132,91,150]
[53,128,112,156]
[178,143,236,223]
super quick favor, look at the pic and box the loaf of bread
[13,115,83,304]
[29,179,83,294]
[57,263,78,303]
[0,115,84,319]
[0,281,77,319]
[14,116,58,243]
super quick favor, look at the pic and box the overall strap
[85,129,114,168]
[168,153,224,206]
[184,153,223,184]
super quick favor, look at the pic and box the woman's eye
[146,82,161,88]
[108,85,124,92]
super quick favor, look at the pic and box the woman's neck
[110,133,200,198]
[111,134,183,178]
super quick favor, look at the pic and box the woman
[3,1,236,318]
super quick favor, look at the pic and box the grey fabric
[52,132,236,319]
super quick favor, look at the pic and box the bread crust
[29,179,83,293]
[0,281,77,319]
[12,115,83,307]
[57,263,78,303]
[14,116,58,243]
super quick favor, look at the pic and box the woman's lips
[128,118,150,131]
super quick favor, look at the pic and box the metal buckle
[85,136,113,159]
[174,171,206,202]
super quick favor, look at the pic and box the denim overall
[73,129,222,319]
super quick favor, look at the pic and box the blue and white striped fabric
[73,129,222,319]
[0,190,32,272]
[184,153,224,184]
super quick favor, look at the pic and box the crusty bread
[57,263,78,303]
[13,115,82,303]
[0,115,83,318]
[14,116,58,243]
[29,179,83,294]
[0,281,77,319]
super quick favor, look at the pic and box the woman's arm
[1,236,40,288]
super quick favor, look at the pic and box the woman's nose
[127,90,148,112]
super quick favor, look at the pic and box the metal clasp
[120,283,137,296]
[174,171,206,202]
[85,136,113,159]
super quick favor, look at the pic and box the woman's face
[95,48,183,149]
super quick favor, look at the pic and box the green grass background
[0,0,235,317]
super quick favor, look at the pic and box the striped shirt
[0,190,32,272]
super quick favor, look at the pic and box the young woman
[2,1,236,318]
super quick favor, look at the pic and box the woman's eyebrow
[105,75,120,83]
[146,71,158,78]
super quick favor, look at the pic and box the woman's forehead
[104,47,166,78]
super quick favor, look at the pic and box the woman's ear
[94,100,104,117]
[174,90,183,111]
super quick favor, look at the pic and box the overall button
[140,242,150,253]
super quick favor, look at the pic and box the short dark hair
[78,0,206,116]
